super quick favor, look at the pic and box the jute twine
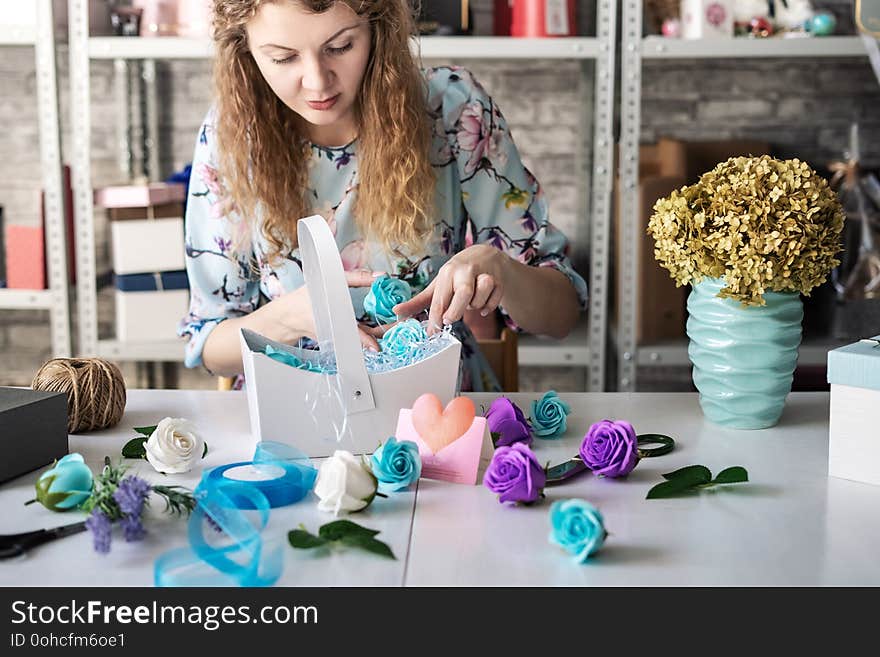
[32,358,127,433]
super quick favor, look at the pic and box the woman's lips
[307,94,339,110]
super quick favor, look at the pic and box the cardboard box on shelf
[111,217,185,275]
[94,182,185,209]
[115,288,190,342]
[614,138,770,345]
[4,224,45,290]
[108,201,184,221]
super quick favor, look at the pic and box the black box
[0,387,69,484]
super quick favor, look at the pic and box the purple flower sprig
[80,456,196,554]
[579,419,639,478]
[485,397,532,447]
[484,443,546,505]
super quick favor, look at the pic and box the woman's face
[246,1,371,146]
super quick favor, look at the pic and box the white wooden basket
[240,215,461,456]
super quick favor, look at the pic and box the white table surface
[2,390,878,587]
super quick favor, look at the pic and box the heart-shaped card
[398,393,493,485]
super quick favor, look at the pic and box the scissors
[0,522,87,559]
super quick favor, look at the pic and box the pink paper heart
[411,393,476,455]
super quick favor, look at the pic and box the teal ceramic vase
[686,277,803,429]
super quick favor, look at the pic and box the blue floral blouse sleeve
[432,67,588,329]
[178,109,261,370]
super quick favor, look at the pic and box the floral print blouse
[179,66,588,391]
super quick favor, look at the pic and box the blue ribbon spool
[154,442,317,587]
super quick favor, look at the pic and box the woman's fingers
[345,269,382,288]
[481,285,504,316]
[358,326,381,352]
[393,280,434,318]
[428,273,455,334]
[468,273,496,311]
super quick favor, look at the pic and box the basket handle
[297,215,375,415]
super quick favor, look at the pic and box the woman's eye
[326,43,353,56]
[271,54,297,65]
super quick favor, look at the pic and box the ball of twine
[32,358,127,433]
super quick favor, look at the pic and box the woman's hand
[270,269,384,350]
[392,244,509,334]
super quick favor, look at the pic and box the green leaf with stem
[133,425,157,437]
[661,465,712,484]
[288,530,330,549]
[712,466,749,484]
[319,519,381,541]
[121,437,147,459]
[339,534,396,560]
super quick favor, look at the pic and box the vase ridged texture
[686,278,803,429]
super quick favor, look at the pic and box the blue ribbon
[154,442,317,587]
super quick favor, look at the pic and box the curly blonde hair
[212,0,435,264]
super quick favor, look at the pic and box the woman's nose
[301,56,332,92]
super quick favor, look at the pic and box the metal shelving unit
[0,0,71,357]
[69,0,616,390]
[617,0,869,391]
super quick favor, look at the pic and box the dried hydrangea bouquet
[648,155,844,428]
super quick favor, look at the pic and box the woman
[179,0,587,391]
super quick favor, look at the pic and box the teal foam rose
[549,499,606,563]
[379,319,428,361]
[364,276,412,324]
[33,453,94,511]
[529,390,571,439]
[370,437,422,494]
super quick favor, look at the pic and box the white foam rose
[314,450,377,516]
[144,417,203,474]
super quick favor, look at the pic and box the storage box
[681,0,734,39]
[95,182,186,208]
[0,387,68,484]
[828,336,880,485]
[4,224,45,289]
[111,217,185,275]
[108,201,184,221]
[116,289,190,342]
[115,269,188,292]
[240,215,462,457]
[614,138,771,344]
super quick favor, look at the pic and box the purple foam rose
[579,419,638,478]
[483,443,546,504]
[485,397,532,447]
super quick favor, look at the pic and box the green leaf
[318,519,381,541]
[490,431,502,446]
[202,442,209,459]
[121,437,147,459]
[339,534,397,560]
[646,477,703,500]
[661,465,712,485]
[288,530,329,549]
[133,425,157,437]
[712,466,749,485]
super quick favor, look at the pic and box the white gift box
[111,218,185,275]
[828,336,880,486]
[240,215,462,457]
[115,289,189,342]
[681,0,734,39]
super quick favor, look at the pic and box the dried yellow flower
[647,155,845,305]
